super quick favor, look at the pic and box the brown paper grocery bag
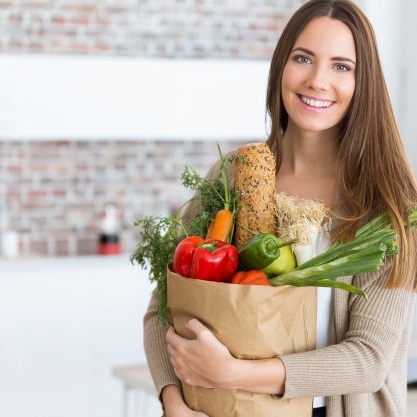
[167,268,317,417]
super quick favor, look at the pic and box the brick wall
[0,0,305,58]
[0,140,247,256]
[0,0,307,258]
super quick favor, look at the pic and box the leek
[268,208,417,298]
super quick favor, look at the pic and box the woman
[144,1,417,416]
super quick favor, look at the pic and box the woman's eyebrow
[291,46,356,66]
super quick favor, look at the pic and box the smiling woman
[143,2,417,417]
[281,17,356,137]
[276,16,356,207]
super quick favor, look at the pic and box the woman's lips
[297,94,334,109]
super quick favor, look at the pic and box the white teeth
[300,95,332,108]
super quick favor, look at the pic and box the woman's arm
[144,291,210,416]
[161,385,209,417]
[166,318,286,395]
[143,289,179,394]
[281,258,415,399]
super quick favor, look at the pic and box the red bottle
[97,204,122,255]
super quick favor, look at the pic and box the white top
[313,286,333,408]
[315,224,332,408]
[293,224,332,408]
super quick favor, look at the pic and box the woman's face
[281,16,356,135]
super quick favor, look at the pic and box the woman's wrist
[161,384,186,415]
[221,356,286,396]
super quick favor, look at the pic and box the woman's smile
[297,94,334,110]
[281,16,356,134]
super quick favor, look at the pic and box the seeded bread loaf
[234,142,277,249]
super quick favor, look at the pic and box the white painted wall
[360,0,403,118]
[0,55,270,141]
[361,0,416,174]
[399,0,417,174]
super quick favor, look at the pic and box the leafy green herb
[130,144,239,323]
[130,215,185,323]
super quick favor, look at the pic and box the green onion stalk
[269,207,417,299]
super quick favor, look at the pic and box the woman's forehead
[293,16,356,61]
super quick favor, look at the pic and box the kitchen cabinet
[0,256,161,417]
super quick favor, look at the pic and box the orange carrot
[205,219,215,239]
[204,143,236,243]
[206,209,234,243]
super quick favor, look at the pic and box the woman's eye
[334,63,350,71]
[295,55,311,64]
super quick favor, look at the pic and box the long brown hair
[266,0,417,290]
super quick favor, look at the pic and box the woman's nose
[306,66,329,91]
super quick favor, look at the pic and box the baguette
[234,142,277,249]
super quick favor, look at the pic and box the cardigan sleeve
[279,257,415,399]
[143,289,181,397]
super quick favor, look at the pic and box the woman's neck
[276,126,339,207]
[281,125,339,172]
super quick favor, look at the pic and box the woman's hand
[166,318,286,395]
[162,384,209,417]
[166,318,236,389]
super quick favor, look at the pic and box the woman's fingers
[166,319,234,388]
[184,318,209,336]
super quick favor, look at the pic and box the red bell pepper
[173,236,239,282]
[172,236,205,277]
[230,270,271,286]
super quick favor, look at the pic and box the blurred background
[0,0,416,416]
